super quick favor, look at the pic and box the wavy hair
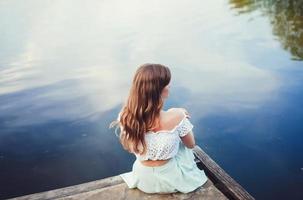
[109,63,171,155]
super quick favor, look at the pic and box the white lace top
[116,110,194,161]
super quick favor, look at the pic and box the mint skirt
[119,143,208,194]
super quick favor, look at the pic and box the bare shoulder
[165,107,187,126]
[167,107,188,115]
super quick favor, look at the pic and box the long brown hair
[109,63,171,155]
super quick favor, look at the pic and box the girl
[109,63,208,194]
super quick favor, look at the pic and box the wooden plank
[10,173,229,200]
[193,146,255,200]
[56,179,229,200]
[9,176,124,200]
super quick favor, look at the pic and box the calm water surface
[0,0,302,199]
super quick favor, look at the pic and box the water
[0,0,302,199]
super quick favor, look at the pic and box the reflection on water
[0,0,302,199]
[229,0,303,60]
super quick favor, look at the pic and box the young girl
[110,63,208,194]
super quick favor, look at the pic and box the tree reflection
[229,0,303,61]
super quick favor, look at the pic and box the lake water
[0,0,302,199]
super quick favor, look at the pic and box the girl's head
[110,63,171,154]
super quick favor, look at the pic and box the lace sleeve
[177,116,194,137]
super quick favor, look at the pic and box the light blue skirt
[119,143,208,194]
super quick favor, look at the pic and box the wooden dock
[8,146,255,200]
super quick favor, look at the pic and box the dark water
[0,0,302,199]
